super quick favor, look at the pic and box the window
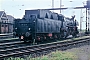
[2,13,6,17]
[5,25,7,27]
[1,18,7,20]
[2,21,3,23]
[37,14,40,18]
[2,25,4,27]
[21,24,24,26]
[5,21,6,23]
[45,13,48,18]
[50,15,53,19]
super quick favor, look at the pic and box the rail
[0,36,90,60]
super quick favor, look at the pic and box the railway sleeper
[32,51,46,58]
[0,41,22,47]
[42,51,49,55]
[0,52,20,58]
[0,45,19,49]
[0,47,30,54]
[0,48,22,52]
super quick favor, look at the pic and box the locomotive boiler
[13,9,79,43]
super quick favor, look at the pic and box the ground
[66,45,90,60]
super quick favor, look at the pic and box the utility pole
[86,8,88,33]
[87,0,90,33]
[88,8,90,33]
[52,0,54,8]
[60,0,62,13]
[80,9,82,31]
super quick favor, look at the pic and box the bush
[5,50,77,60]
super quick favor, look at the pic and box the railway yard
[1,0,90,60]
[0,11,89,60]
[0,33,90,60]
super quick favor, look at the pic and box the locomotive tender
[13,9,79,42]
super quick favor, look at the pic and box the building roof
[7,15,15,23]
[7,15,15,20]
[0,11,4,17]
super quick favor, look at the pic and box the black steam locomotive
[13,9,79,43]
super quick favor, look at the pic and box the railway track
[0,38,19,43]
[0,36,90,60]
[0,33,13,39]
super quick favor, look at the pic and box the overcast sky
[0,0,87,29]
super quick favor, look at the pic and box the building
[7,15,15,33]
[0,11,14,34]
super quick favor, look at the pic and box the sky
[0,0,87,29]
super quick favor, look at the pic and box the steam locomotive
[13,9,79,43]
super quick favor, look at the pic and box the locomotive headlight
[33,21,35,22]
[15,28,17,30]
[28,28,31,30]
[21,36,24,39]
